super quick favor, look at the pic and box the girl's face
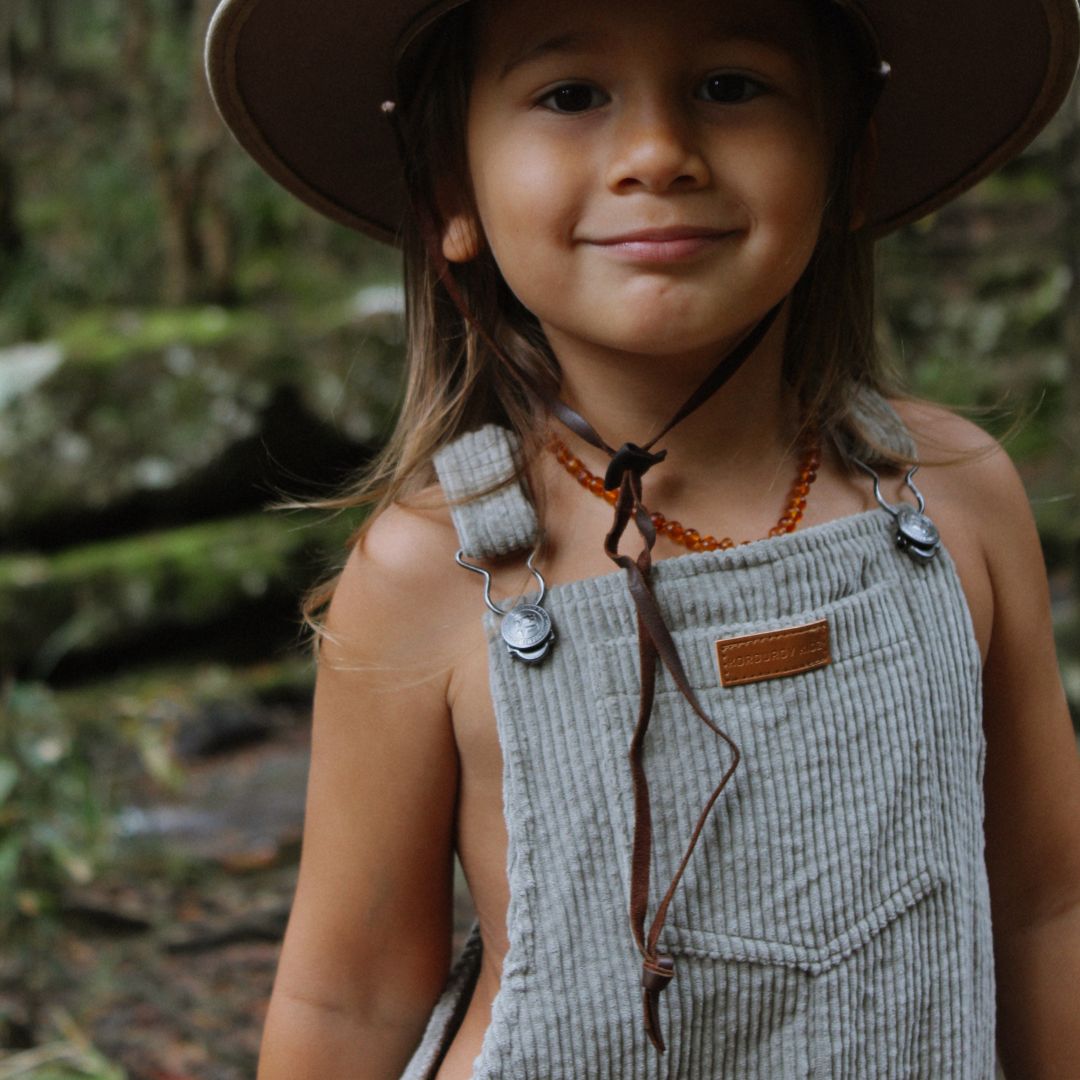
[444,0,834,364]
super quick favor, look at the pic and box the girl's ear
[442,212,483,263]
[848,119,879,231]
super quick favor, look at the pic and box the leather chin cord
[457,278,781,1052]
[547,306,780,1052]
[384,94,784,1053]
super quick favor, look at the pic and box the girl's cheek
[476,150,582,237]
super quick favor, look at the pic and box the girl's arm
[257,504,464,1080]
[975,448,1080,1077]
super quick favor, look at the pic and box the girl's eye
[697,73,766,104]
[538,83,607,114]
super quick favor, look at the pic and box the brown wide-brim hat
[206,0,1080,244]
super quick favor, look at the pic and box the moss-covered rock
[0,510,357,678]
[0,295,402,548]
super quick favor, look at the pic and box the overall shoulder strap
[432,425,539,560]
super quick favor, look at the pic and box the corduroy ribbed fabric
[404,421,993,1079]
[433,426,539,560]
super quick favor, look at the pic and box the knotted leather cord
[562,306,778,1052]
[384,98,784,1053]
[444,265,780,1050]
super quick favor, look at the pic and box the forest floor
[3,715,474,1080]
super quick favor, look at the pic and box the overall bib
[404,406,994,1079]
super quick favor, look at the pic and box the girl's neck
[538,312,821,571]
[548,309,797,477]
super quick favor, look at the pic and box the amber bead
[588,476,605,495]
[665,521,685,541]
[603,488,619,505]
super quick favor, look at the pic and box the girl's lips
[588,228,734,263]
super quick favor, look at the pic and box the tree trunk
[124,0,234,304]
[187,0,236,302]
[0,0,24,263]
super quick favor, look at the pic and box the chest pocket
[593,577,946,974]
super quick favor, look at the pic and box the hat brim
[206,0,1080,243]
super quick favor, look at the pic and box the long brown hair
[300,2,903,625]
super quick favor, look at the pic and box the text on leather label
[715,619,831,687]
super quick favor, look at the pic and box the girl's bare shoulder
[889,397,1026,518]
[321,485,473,673]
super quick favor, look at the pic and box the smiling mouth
[590,227,734,263]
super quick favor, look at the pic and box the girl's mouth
[589,227,734,263]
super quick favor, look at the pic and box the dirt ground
[11,721,474,1080]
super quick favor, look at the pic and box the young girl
[207,0,1080,1075]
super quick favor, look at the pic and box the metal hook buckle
[855,460,941,563]
[454,549,556,664]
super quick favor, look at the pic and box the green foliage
[0,683,103,929]
[0,669,186,1078]
[0,679,173,947]
[0,1008,127,1079]
[56,306,252,365]
[0,512,355,675]
[1,0,398,332]
[0,1041,126,1080]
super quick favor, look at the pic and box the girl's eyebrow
[498,30,606,80]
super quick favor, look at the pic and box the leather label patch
[715,619,831,687]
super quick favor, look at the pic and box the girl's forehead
[472,0,818,60]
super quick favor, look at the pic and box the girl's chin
[553,317,761,359]
[545,332,747,366]
[583,302,778,350]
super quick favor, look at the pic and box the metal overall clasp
[856,460,941,563]
[454,549,556,664]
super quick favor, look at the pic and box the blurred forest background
[0,2,1078,1078]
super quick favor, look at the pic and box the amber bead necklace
[549,434,822,552]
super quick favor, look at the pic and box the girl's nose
[605,103,711,194]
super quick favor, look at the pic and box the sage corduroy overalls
[403,406,994,1079]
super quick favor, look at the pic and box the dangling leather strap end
[641,954,675,1053]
